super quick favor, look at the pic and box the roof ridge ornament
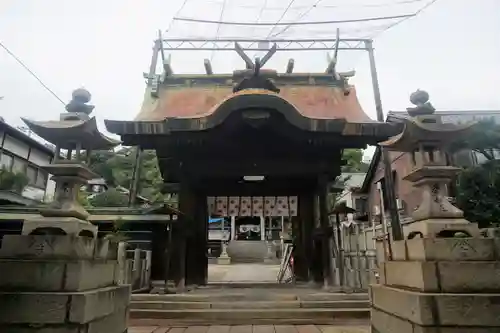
[325,28,352,96]
[232,42,280,93]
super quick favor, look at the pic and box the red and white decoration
[208,196,297,217]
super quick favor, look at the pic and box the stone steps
[132,292,368,302]
[131,300,369,310]
[130,292,369,325]
[129,308,370,325]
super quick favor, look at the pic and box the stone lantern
[0,89,129,332]
[19,88,120,237]
[379,90,480,239]
[370,90,500,332]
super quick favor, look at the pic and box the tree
[453,120,500,228]
[0,167,29,193]
[341,149,369,172]
[89,188,129,207]
[83,148,164,204]
[449,120,500,161]
[455,160,500,228]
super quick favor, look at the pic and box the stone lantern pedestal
[372,237,500,332]
[22,162,98,238]
[0,234,130,332]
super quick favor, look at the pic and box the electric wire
[165,0,190,33]
[210,0,229,61]
[271,0,323,38]
[196,0,426,10]
[173,13,416,26]
[0,41,65,106]
[265,0,297,38]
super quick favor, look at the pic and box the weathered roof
[22,117,121,150]
[135,84,371,122]
[106,88,399,141]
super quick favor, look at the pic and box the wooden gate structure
[105,41,399,289]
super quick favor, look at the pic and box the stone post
[217,241,231,265]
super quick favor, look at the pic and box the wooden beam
[163,54,173,76]
[157,30,173,76]
[260,43,277,67]
[286,59,294,73]
[234,42,254,69]
[203,59,213,75]
[325,28,340,78]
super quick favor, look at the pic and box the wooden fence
[116,243,152,293]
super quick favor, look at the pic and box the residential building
[335,172,368,215]
[0,118,56,203]
[359,110,500,224]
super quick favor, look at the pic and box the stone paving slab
[208,264,281,283]
[129,325,369,333]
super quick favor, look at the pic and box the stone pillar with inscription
[370,90,500,332]
[0,89,129,332]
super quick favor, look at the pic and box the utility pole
[364,40,403,241]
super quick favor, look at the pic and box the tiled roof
[135,85,373,123]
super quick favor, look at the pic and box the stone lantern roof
[379,90,477,152]
[22,88,121,151]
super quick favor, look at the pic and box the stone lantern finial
[63,87,95,120]
[406,89,435,117]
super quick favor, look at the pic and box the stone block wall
[371,237,500,332]
[0,234,130,332]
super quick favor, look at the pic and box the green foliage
[89,187,129,207]
[449,120,500,161]
[0,167,29,193]
[104,218,130,242]
[84,148,164,204]
[77,189,91,208]
[455,160,500,228]
[341,149,369,172]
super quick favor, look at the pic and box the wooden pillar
[183,189,208,286]
[150,223,167,281]
[176,183,195,290]
[194,192,208,285]
[318,176,332,287]
[295,192,314,282]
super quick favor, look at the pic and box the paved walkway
[129,325,369,333]
[208,264,280,283]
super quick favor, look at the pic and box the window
[36,170,48,189]
[0,153,13,170]
[11,157,25,173]
[355,197,368,215]
[27,165,37,185]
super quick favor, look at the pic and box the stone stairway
[129,287,370,325]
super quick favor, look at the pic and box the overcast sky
[1,0,499,145]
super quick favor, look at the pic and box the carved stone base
[0,234,130,333]
[371,238,500,332]
[403,217,481,239]
[217,255,231,265]
[22,216,98,238]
